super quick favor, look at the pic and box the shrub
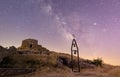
[0,56,14,68]
[26,59,40,68]
[0,54,40,68]
[92,58,103,67]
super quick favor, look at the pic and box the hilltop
[0,39,120,77]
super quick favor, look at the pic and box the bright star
[93,22,97,26]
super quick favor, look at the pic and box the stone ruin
[20,39,38,51]
[18,38,49,54]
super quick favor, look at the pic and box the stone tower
[21,39,38,51]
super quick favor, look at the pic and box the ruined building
[19,39,38,51]
[18,38,49,54]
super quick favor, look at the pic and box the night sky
[0,0,120,65]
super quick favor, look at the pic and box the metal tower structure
[71,36,80,72]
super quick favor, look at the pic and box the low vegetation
[92,58,103,67]
[0,54,40,68]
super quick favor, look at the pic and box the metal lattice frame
[71,38,80,72]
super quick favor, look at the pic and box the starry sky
[0,0,120,65]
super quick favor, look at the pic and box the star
[93,22,97,26]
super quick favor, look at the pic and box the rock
[80,61,95,68]
[8,46,17,54]
[57,56,71,67]
[0,46,7,62]
[0,46,17,63]
[57,56,96,69]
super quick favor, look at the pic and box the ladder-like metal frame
[71,38,80,72]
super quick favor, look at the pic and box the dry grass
[10,64,120,77]
[1,53,120,77]
[15,65,120,77]
[107,66,120,77]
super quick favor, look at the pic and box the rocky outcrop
[80,61,95,68]
[0,46,7,62]
[57,56,95,69]
[57,56,70,67]
[0,46,17,63]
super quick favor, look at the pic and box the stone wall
[20,39,38,51]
